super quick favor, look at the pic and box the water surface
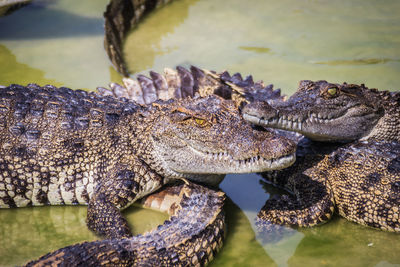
[124,0,400,93]
[0,0,399,266]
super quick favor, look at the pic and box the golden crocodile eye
[195,118,206,126]
[327,87,337,96]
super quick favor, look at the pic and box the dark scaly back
[324,140,400,232]
[0,83,141,131]
[257,139,400,233]
[363,89,400,142]
[0,84,142,208]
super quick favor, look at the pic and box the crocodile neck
[361,91,400,142]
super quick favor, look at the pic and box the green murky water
[0,0,399,266]
[124,0,400,93]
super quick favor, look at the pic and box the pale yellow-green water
[124,0,400,93]
[0,0,399,266]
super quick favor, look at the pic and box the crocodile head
[145,95,296,185]
[243,80,385,142]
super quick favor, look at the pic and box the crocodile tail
[104,0,174,76]
[97,66,286,107]
[25,183,225,266]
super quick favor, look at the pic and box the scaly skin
[97,65,285,107]
[241,80,400,231]
[258,140,400,232]
[243,80,400,142]
[0,84,296,264]
[26,182,225,266]
[101,0,399,233]
[99,73,400,232]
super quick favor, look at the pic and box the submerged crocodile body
[242,81,400,232]
[99,71,400,232]
[0,84,296,265]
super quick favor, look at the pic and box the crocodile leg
[87,167,162,239]
[86,189,133,238]
[257,171,335,229]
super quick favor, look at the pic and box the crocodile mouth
[242,104,375,141]
[243,112,344,132]
[190,146,296,172]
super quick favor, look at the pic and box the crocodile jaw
[185,145,296,173]
[243,106,382,142]
[150,140,296,185]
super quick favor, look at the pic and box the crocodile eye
[171,111,191,122]
[327,87,337,96]
[195,118,206,126]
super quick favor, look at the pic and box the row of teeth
[244,113,336,131]
[262,116,304,131]
[204,151,295,169]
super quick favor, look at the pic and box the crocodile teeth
[202,149,295,171]
[307,114,339,125]
[243,113,307,132]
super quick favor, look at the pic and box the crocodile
[240,81,400,231]
[98,72,400,232]
[0,84,296,264]
[27,182,225,266]
[111,70,398,144]
[258,140,400,232]
[242,80,400,142]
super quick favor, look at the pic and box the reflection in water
[290,217,400,266]
[221,174,305,266]
[123,0,199,73]
[0,203,170,266]
[311,58,400,65]
[0,0,117,90]
[0,44,60,86]
[0,206,96,266]
[0,7,103,40]
[239,46,272,54]
[210,198,275,266]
